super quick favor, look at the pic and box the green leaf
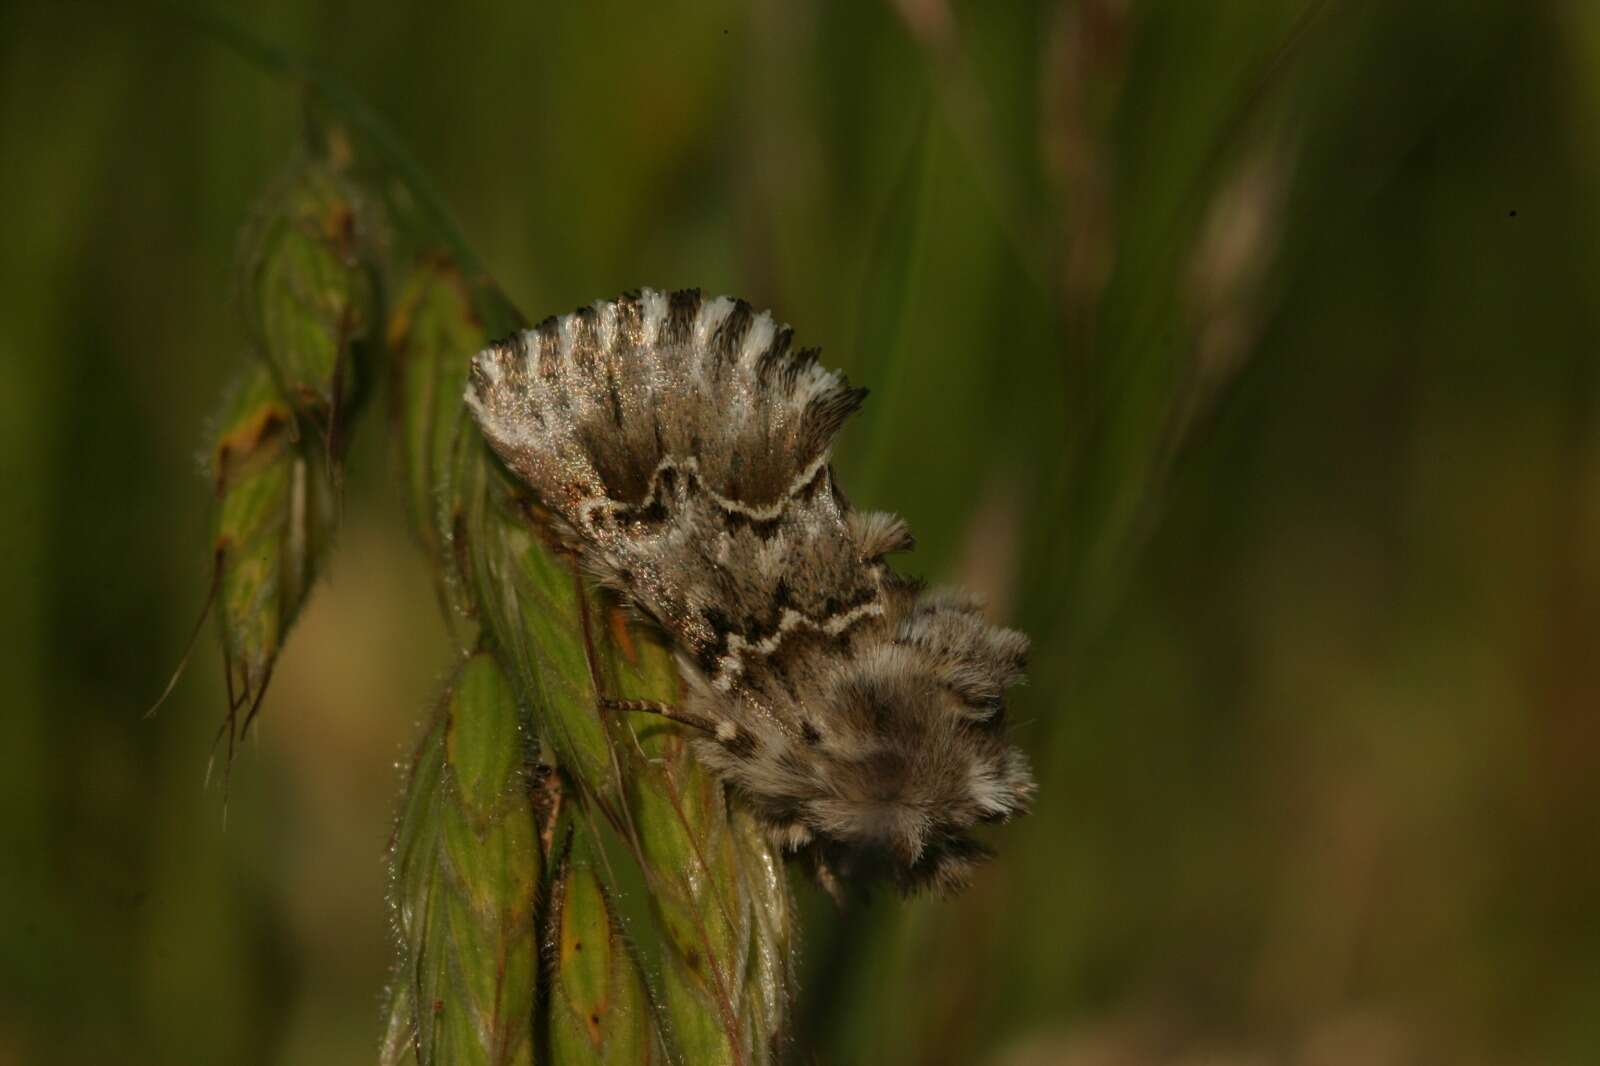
[186,22,800,1060]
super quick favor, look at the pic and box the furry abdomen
[466,288,1033,894]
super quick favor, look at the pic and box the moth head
[799,630,1034,893]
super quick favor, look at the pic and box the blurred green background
[3,1,1598,1063]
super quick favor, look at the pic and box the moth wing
[464,288,876,677]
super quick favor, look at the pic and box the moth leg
[598,697,719,736]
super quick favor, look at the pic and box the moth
[466,288,1033,894]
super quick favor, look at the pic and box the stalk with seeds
[185,16,800,1058]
